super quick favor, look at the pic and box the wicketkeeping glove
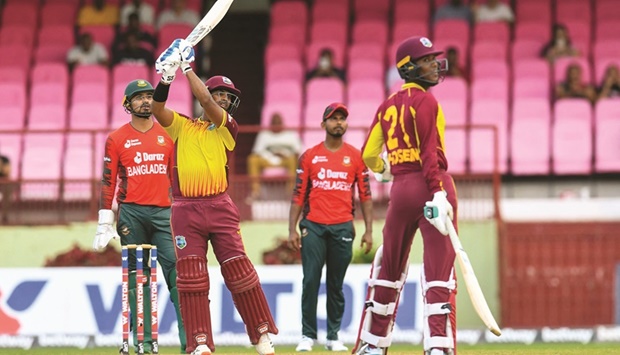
[424,191,454,236]
[93,209,120,251]
[373,151,393,183]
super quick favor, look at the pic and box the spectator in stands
[598,64,620,99]
[77,0,119,27]
[0,154,11,224]
[67,33,109,71]
[445,47,467,81]
[112,32,155,67]
[555,63,597,104]
[247,112,302,201]
[473,0,514,23]
[114,12,157,56]
[157,0,201,29]
[433,0,473,24]
[0,155,10,179]
[540,24,580,63]
[306,48,346,82]
[120,0,155,27]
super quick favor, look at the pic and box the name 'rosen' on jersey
[388,147,421,165]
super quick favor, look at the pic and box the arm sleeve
[415,95,443,194]
[99,136,119,210]
[361,109,385,172]
[356,156,372,203]
[291,151,309,206]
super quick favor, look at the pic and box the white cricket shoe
[357,344,383,355]
[255,333,275,355]
[295,336,314,352]
[191,344,212,355]
[325,339,348,351]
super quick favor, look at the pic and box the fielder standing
[354,36,458,355]
[93,79,186,353]
[288,103,373,352]
[151,39,278,355]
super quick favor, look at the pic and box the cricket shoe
[255,333,275,355]
[295,336,314,352]
[325,339,348,351]
[191,344,212,355]
[356,343,383,355]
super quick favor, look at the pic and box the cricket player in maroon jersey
[353,36,458,355]
[93,79,186,353]
[288,103,374,353]
[151,39,278,355]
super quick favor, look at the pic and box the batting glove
[180,62,193,75]
[160,62,180,84]
[424,191,454,236]
[155,39,182,74]
[177,38,195,64]
[373,152,393,183]
[93,209,120,251]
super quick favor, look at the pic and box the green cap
[123,79,154,104]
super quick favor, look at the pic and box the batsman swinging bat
[186,0,235,46]
[424,206,502,336]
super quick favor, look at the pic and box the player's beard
[327,127,345,138]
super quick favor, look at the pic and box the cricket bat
[186,0,235,46]
[424,206,502,336]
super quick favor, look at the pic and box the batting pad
[177,255,214,353]
[221,256,279,344]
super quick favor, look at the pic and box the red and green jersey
[163,110,238,197]
[361,82,448,194]
[100,122,173,209]
[292,141,372,225]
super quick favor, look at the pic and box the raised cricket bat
[424,206,502,336]
[185,0,235,46]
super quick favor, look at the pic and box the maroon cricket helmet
[204,75,241,97]
[395,36,443,68]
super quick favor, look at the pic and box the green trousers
[299,218,354,341]
[118,203,186,353]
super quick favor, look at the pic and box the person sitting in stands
[306,48,346,82]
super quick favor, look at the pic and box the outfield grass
[1,343,619,355]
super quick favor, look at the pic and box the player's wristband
[153,81,170,102]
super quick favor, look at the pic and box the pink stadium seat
[430,77,468,107]
[347,79,384,103]
[553,57,592,84]
[595,21,620,42]
[0,67,27,86]
[510,98,551,175]
[346,99,379,127]
[515,23,550,43]
[515,1,551,27]
[444,128,467,175]
[594,40,620,62]
[471,41,508,62]
[31,63,69,86]
[69,102,109,129]
[511,39,545,62]
[0,26,36,49]
[79,25,116,52]
[41,2,79,27]
[64,133,97,201]
[264,44,302,65]
[303,101,332,128]
[301,128,325,150]
[0,105,25,130]
[513,77,551,101]
[394,0,429,25]
[476,59,509,84]
[270,0,308,28]
[438,98,468,126]
[309,22,348,47]
[348,59,384,82]
[37,25,75,48]
[110,99,132,130]
[311,2,348,24]
[0,82,27,115]
[432,39,468,70]
[305,77,345,105]
[34,45,70,65]
[552,99,593,175]
[354,0,390,21]
[158,23,194,48]
[0,44,32,74]
[72,82,110,108]
[112,63,150,88]
[391,21,430,47]
[30,82,68,108]
[594,58,620,86]
[433,19,470,46]
[469,99,509,174]
[1,3,38,27]
[471,78,509,103]
[351,21,389,46]
[305,40,346,70]
[594,99,620,172]
[0,133,22,179]
[264,80,303,107]
[268,24,307,48]
[261,102,303,128]
[28,104,67,130]
[512,58,550,80]
[473,22,510,44]
[595,1,620,22]
[21,133,64,200]
[556,0,591,23]
[342,128,367,151]
[348,43,385,65]
[72,65,110,86]
[265,60,304,82]
[165,83,193,117]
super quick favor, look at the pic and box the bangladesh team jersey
[292,142,372,225]
[100,122,173,209]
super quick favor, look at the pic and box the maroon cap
[323,102,348,121]
[395,36,443,68]
[204,75,241,97]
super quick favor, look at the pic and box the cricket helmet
[122,79,154,118]
[395,36,447,85]
[205,75,241,115]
